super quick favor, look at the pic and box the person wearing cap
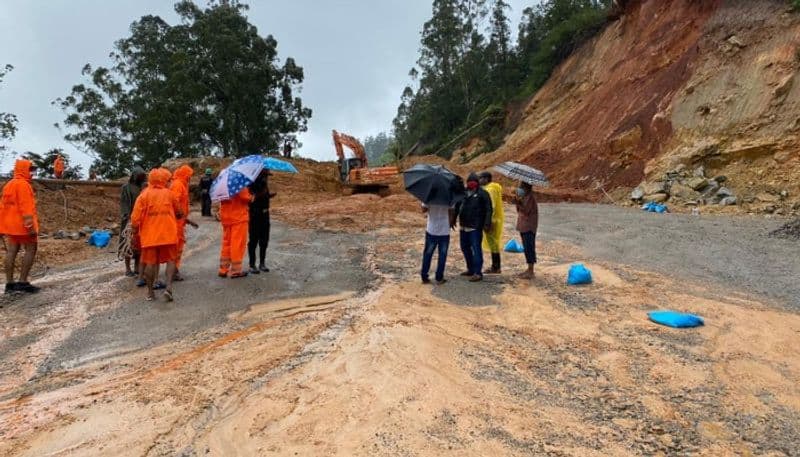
[120,165,146,279]
[455,172,493,282]
[199,168,214,217]
[247,169,276,274]
[1,159,41,294]
[131,168,183,301]
[479,171,504,274]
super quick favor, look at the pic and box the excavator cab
[339,157,363,183]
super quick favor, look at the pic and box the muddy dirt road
[1,204,798,456]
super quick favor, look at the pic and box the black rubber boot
[487,253,502,274]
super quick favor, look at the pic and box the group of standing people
[119,166,274,301]
[420,171,538,284]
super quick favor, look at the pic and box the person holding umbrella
[456,173,493,282]
[402,164,465,285]
[479,171,504,274]
[514,181,539,279]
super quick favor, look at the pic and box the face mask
[516,187,526,197]
[467,181,479,191]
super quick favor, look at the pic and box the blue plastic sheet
[504,239,525,253]
[87,230,111,248]
[648,310,704,328]
[567,263,592,285]
[642,202,668,213]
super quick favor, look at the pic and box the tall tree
[0,64,18,159]
[55,0,311,178]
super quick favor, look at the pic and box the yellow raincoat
[482,181,504,252]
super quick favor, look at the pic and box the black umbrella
[403,164,465,206]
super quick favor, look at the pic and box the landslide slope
[475,0,800,213]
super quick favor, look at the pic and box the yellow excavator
[332,129,399,195]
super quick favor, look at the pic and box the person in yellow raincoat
[479,171,504,274]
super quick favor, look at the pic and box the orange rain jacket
[54,156,65,178]
[219,188,252,225]
[0,160,39,236]
[170,165,193,218]
[131,169,181,248]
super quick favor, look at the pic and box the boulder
[643,193,669,203]
[685,177,709,191]
[727,35,746,48]
[642,181,668,195]
[693,166,706,178]
[670,184,701,200]
[719,196,738,206]
[716,187,734,198]
[68,232,82,241]
[712,175,727,183]
[630,187,645,201]
[53,230,67,240]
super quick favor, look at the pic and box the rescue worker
[219,186,252,278]
[53,155,65,179]
[120,166,146,278]
[131,168,183,301]
[1,160,41,293]
[169,165,199,281]
[479,171,504,274]
[199,168,214,217]
[247,169,275,274]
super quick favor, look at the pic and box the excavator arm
[332,130,368,168]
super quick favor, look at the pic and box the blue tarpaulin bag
[567,263,592,285]
[88,230,111,248]
[648,310,704,328]
[504,239,525,253]
[642,202,668,213]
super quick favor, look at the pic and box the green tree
[362,132,394,165]
[21,149,83,179]
[55,0,311,179]
[0,64,18,159]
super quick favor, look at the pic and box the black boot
[487,253,501,274]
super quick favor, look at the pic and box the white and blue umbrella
[210,155,265,202]
[263,157,298,173]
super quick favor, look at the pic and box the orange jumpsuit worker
[0,160,41,294]
[218,187,252,278]
[53,155,65,179]
[169,165,198,280]
[131,168,183,301]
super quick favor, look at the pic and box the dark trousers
[521,231,537,265]
[248,215,270,267]
[421,233,449,282]
[459,229,484,276]
[201,194,212,217]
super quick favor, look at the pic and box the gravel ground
[537,203,800,310]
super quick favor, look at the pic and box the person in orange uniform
[53,155,65,179]
[1,160,41,294]
[169,165,198,281]
[218,187,252,278]
[131,168,183,301]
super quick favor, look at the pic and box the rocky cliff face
[476,0,800,215]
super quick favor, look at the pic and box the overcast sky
[0,0,528,174]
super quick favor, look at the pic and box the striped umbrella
[492,161,549,187]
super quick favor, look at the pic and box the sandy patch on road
[2,239,799,456]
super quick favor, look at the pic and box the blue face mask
[516,187,526,197]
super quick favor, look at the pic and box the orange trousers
[219,221,247,276]
[175,221,186,269]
